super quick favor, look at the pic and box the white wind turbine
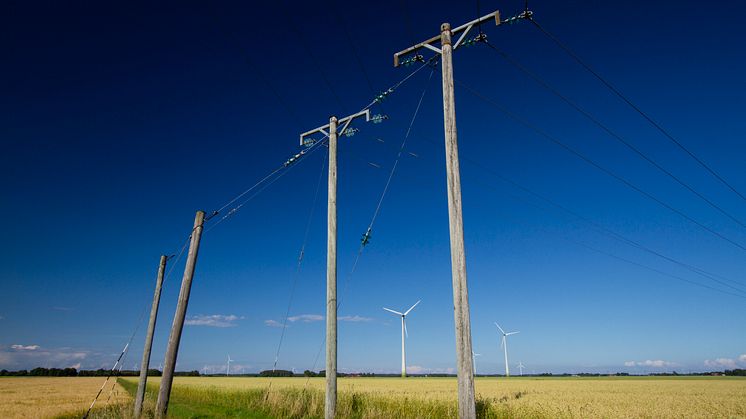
[383,300,420,378]
[495,322,519,377]
[226,355,233,376]
[517,361,525,376]
[472,351,482,376]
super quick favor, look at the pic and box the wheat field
[2,376,745,418]
[0,377,129,419]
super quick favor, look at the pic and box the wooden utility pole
[299,110,371,419]
[133,254,168,418]
[393,10,502,419]
[155,210,205,419]
[325,115,338,419]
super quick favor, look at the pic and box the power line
[272,152,327,371]
[482,39,746,229]
[455,78,746,254]
[528,16,746,205]
[418,136,746,298]
[206,138,329,233]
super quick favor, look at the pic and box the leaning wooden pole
[133,255,168,418]
[325,116,338,419]
[440,22,476,418]
[155,211,205,418]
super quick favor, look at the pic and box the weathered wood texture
[325,117,338,419]
[134,254,168,418]
[155,211,205,418]
[440,22,476,419]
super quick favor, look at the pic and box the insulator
[342,128,359,137]
[372,114,388,124]
[302,138,317,147]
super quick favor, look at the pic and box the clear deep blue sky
[2,0,745,375]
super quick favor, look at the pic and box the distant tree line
[724,369,746,376]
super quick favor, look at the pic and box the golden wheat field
[0,377,129,419]
[131,376,746,418]
[2,376,746,418]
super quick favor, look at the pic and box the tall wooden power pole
[155,210,206,419]
[299,109,371,419]
[393,10,502,419]
[133,254,168,418]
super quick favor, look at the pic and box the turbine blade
[404,300,421,316]
[494,322,506,335]
[500,336,505,349]
[404,320,408,338]
[507,331,520,336]
[383,307,403,316]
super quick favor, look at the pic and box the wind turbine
[495,322,519,377]
[472,351,482,376]
[383,300,420,378]
[226,355,233,376]
[518,361,525,376]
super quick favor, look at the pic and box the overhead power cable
[271,152,328,372]
[206,138,329,233]
[528,17,746,205]
[455,78,746,254]
[82,233,191,419]
[338,64,437,310]
[482,40,746,229]
[417,136,746,299]
[302,63,436,389]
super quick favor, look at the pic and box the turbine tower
[472,351,482,376]
[383,300,420,377]
[518,361,525,376]
[226,355,233,377]
[495,322,519,377]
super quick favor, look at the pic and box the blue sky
[1,0,745,375]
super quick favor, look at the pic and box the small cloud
[739,354,746,363]
[52,306,74,312]
[340,315,373,322]
[264,320,286,328]
[287,314,323,323]
[11,344,40,351]
[705,358,737,369]
[624,359,675,368]
[69,363,81,370]
[185,314,243,328]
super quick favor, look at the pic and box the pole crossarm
[299,109,371,145]
[393,10,501,67]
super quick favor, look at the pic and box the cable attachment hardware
[462,33,488,48]
[503,10,533,24]
[302,137,317,147]
[400,54,424,67]
[360,227,372,247]
[374,88,394,103]
[204,210,219,222]
[371,114,389,124]
[342,127,359,138]
[284,149,308,167]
